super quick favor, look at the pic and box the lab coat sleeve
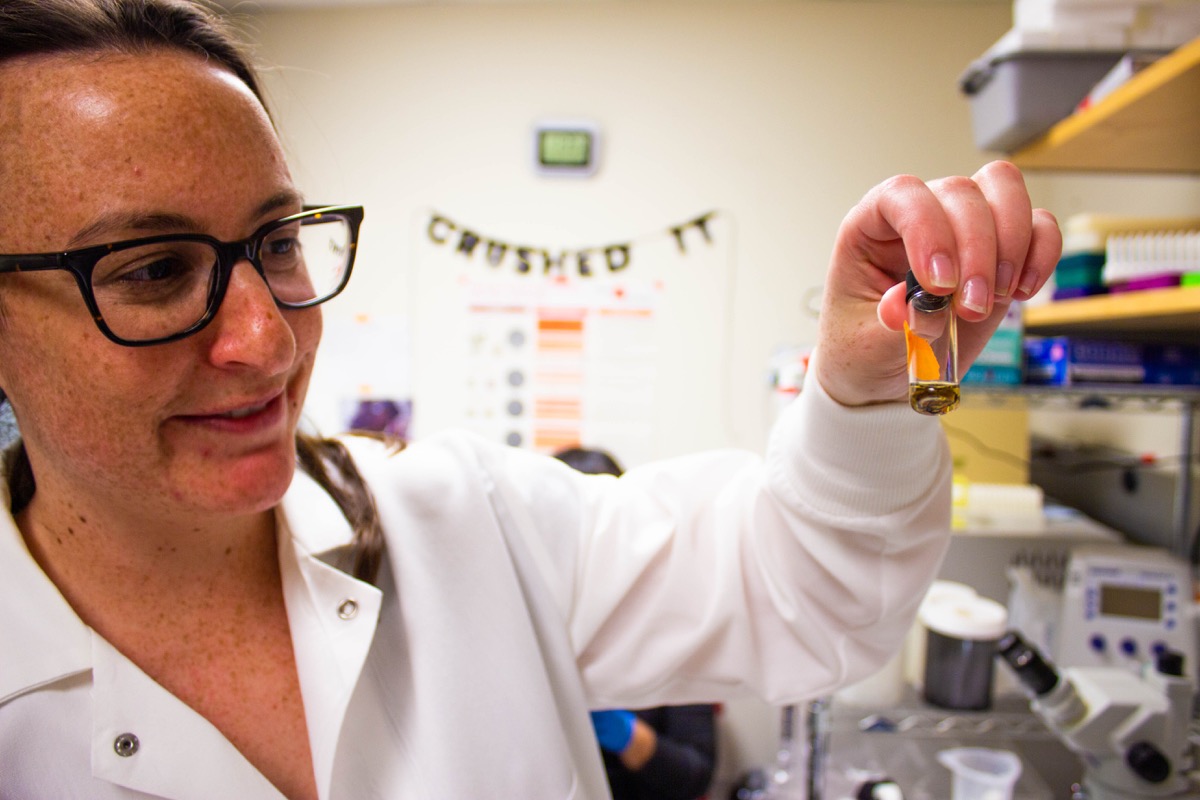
[474,362,952,709]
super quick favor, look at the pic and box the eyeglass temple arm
[0,255,67,274]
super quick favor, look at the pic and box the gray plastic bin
[959,50,1124,152]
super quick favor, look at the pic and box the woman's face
[0,50,320,523]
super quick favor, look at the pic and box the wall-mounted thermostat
[533,119,600,177]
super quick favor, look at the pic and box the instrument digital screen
[1099,584,1162,620]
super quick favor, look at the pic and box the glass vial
[904,269,959,415]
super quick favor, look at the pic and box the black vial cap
[906,269,950,311]
[905,269,922,302]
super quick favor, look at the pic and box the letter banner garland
[425,210,719,277]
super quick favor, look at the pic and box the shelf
[1023,285,1200,336]
[828,693,1056,741]
[1000,33,1200,565]
[969,383,1200,407]
[1012,36,1200,173]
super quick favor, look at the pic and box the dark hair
[553,446,624,478]
[0,0,388,584]
[0,0,262,97]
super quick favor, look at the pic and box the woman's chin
[170,446,298,517]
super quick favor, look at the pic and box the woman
[0,1,1060,799]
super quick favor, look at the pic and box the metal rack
[811,693,1070,800]
[835,704,1056,741]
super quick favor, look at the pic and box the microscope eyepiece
[997,630,1060,696]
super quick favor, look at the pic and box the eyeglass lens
[89,213,352,342]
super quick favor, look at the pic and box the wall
[246,0,1028,454]
[235,0,1200,791]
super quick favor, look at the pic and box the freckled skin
[0,50,321,799]
[0,52,318,529]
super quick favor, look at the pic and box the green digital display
[538,129,592,168]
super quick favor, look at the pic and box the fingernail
[995,261,1014,297]
[961,276,990,314]
[1015,268,1040,299]
[930,254,956,289]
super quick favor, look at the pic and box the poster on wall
[413,209,733,466]
[305,313,413,439]
[462,279,660,453]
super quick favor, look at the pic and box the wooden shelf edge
[1012,36,1200,173]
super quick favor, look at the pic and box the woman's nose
[205,260,296,373]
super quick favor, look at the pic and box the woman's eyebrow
[65,191,305,249]
[67,211,199,248]
[255,189,305,219]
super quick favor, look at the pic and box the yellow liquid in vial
[909,381,960,416]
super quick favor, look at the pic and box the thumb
[876,280,908,332]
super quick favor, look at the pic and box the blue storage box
[1024,338,1200,386]
[1145,343,1200,386]
[1024,337,1144,385]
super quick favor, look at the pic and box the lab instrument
[1056,544,1196,680]
[998,630,1197,800]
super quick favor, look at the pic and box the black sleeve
[629,705,717,800]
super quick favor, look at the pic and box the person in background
[0,1,1061,797]
[556,446,717,800]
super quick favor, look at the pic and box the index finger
[842,173,961,293]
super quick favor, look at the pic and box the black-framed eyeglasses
[0,205,364,347]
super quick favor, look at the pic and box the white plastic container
[937,748,1023,800]
[1014,0,1200,49]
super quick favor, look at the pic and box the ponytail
[295,432,392,585]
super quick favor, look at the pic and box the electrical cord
[942,421,1200,474]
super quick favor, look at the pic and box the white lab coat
[0,373,951,799]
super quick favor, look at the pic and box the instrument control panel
[1056,544,1196,679]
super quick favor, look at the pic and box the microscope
[998,630,1198,799]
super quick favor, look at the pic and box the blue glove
[589,709,636,753]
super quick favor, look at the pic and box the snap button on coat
[113,733,139,757]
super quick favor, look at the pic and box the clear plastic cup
[937,747,1022,800]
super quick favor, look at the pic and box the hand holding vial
[815,161,1061,410]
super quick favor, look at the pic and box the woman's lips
[221,398,272,419]
[177,391,287,431]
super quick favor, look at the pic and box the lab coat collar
[0,446,377,719]
[90,632,284,799]
[277,463,384,800]
[86,468,382,800]
[0,456,92,706]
